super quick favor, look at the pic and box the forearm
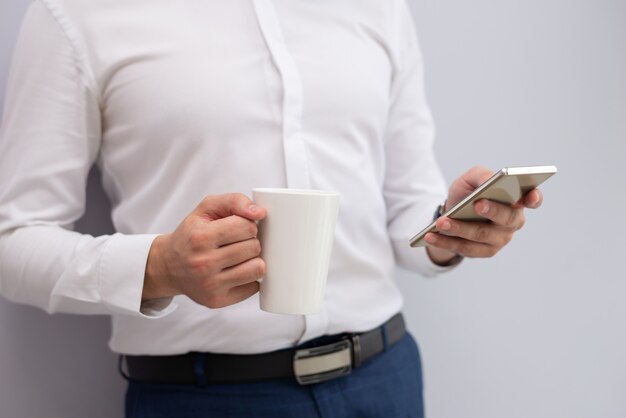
[425,201,462,266]
[0,225,159,316]
[426,246,460,266]
[142,234,179,302]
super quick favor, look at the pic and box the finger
[462,166,495,189]
[213,238,262,269]
[209,215,259,247]
[203,280,260,309]
[217,257,266,288]
[424,232,498,258]
[195,193,267,221]
[435,217,512,247]
[473,199,526,230]
[522,189,543,209]
[225,281,260,305]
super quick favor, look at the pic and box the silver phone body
[409,165,557,248]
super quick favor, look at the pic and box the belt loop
[350,335,362,368]
[381,324,389,351]
[118,355,131,381]
[193,353,208,387]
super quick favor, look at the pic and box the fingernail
[440,220,451,231]
[249,204,259,212]
[480,203,490,214]
[425,234,437,243]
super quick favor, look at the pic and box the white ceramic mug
[252,188,340,315]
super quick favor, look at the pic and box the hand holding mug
[142,193,267,308]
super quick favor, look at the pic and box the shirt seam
[97,233,115,309]
[35,1,117,216]
[36,0,101,106]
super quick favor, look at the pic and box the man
[0,1,542,416]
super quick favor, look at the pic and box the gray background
[1,0,624,417]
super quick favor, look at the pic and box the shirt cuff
[394,239,461,278]
[100,233,177,318]
[140,296,177,317]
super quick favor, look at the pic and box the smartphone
[409,165,557,248]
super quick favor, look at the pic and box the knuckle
[199,278,220,296]
[188,230,206,249]
[226,193,237,205]
[247,221,258,237]
[474,227,490,243]
[470,165,485,176]
[506,209,519,226]
[488,204,499,219]
[206,295,226,309]
[252,239,262,256]
[254,258,266,277]
[502,233,513,246]
[189,263,204,277]
[199,196,212,208]
[180,216,195,230]
[202,283,229,308]
[189,253,220,278]
[472,165,492,183]
[203,252,219,270]
[198,196,216,213]
[456,241,471,257]
[517,214,526,230]
[229,193,248,208]
[188,256,208,276]
[211,227,227,246]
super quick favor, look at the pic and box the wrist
[427,200,463,266]
[426,246,462,266]
[143,234,179,301]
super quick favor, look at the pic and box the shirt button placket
[252,0,329,343]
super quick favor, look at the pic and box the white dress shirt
[0,0,454,355]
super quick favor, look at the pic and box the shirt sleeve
[383,0,459,277]
[0,2,176,317]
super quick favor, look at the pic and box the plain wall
[0,2,125,418]
[401,1,626,417]
[1,1,625,417]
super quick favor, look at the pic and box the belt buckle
[293,339,352,385]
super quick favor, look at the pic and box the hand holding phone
[410,165,557,248]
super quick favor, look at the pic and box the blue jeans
[125,333,424,418]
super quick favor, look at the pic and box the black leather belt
[121,313,406,386]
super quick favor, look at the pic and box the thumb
[194,193,267,221]
[462,166,494,189]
